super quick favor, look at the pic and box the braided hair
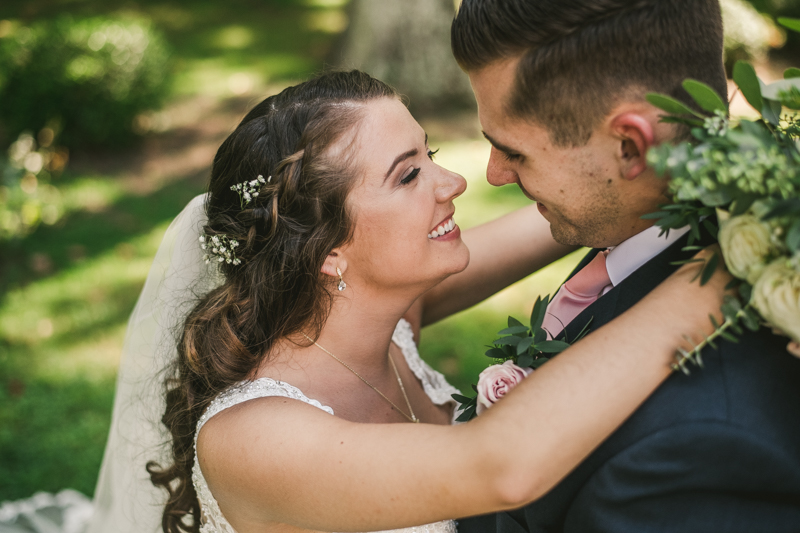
[147,70,396,533]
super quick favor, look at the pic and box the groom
[452,1,800,531]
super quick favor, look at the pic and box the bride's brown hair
[147,70,396,533]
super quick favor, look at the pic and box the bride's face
[341,98,469,294]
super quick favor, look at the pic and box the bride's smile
[337,97,470,295]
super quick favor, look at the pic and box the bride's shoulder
[197,378,334,444]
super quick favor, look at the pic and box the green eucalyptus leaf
[778,17,800,33]
[508,316,525,329]
[494,336,521,347]
[689,216,701,242]
[529,295,549,332]
[531,357,550,369]
[698,187,734,207]
[702,218,719,240]
[646,93,701,117]
[535,340,571,354]
[787,220,800,253]
[733,61,764,113]
[700,252,720,286]
[451,393,474,404]
[517,354,534,368]
[516,336,534,355]
[785,68,800,79]
[742,308,760,331]
[485,347,508,359]
[641,211,671,220]
[498,325,530,335]
[455,406,476,422]
[683,79,727,113]
[762,98,782,125]
[721,295,743,318]
[739,282,753,303]
[731,194,758,216]
[658,116,705,127]
[763,198,800,219]
[720,330,741,343]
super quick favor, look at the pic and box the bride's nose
[434,168,467,203]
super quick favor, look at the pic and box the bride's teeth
[437,225,445,234]
[447,219,454,231]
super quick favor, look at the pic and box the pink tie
[542,250,612,339]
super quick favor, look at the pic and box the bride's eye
[427,148,439,160]
[400,168,420,185]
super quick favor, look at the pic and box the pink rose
[475,360,533,415]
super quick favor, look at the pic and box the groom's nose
[486,147,518,187]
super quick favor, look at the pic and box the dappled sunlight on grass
[1,224,167,379]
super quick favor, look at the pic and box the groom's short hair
[451,0,727,147]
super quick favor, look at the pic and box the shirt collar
[605,224,691,288]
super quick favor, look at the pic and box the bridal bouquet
[644,17,800,370]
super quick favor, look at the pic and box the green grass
[0,0,583,503]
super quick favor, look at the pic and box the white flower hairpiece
[230,174,268,208]
[200,234,241,265]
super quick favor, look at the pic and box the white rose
[475,360,533,415]
[719,214,774,285]
[752,260,800,344]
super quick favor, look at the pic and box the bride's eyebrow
[383,134,428,181]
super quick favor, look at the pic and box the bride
[89,70,729,533]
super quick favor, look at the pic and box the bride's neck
[313,286,413,368]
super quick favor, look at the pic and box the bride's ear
[321,251,347,279]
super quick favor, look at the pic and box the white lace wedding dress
[193,319,461,533]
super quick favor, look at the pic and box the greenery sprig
[645,17,800,370]
[452,295,591,421]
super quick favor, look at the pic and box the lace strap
[392,319,461,412]
[195,378,334,443]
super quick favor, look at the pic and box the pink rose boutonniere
[452,295,591,421]
[476,360,533,415]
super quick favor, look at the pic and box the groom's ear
[610,113,655,181]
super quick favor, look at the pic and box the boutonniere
[452,295,592,421]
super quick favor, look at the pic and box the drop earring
[336,267,346,291]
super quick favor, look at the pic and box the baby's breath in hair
[230,174,268,208]
[199,234,241,265]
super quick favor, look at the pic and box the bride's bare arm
[407,205,576,330]
[198,252,731,532]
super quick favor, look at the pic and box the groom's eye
[503,151,522,162]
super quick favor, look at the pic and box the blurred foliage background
[0,0,797,503]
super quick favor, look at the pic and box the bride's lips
[428,214,460,241]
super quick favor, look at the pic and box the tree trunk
[332,0,474,115]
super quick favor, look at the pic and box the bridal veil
[87,194,219,533]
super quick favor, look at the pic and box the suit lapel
[509,228,716,533]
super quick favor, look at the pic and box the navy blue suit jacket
[459,235,800,533]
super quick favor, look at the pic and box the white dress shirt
[602,223,691,294]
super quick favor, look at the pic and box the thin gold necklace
[302,334,419,423]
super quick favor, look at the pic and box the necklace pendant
[337,279,346,291]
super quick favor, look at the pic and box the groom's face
[468,58,651,248]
